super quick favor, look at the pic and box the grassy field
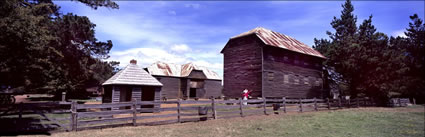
[29,106,424,137]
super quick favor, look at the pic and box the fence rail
[5,97,379,132]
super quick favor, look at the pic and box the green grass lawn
[29,105,424,137]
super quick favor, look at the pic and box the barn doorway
[190,88,197,98]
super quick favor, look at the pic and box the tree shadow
[0,103,70,136]
[0,117,53,136]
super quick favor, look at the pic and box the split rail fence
[67,97,374,131]
[6,97,375,132]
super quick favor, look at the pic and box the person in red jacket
[242,89,251,105]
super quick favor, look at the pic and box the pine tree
[390,14,425,103]
[313,0,416,104]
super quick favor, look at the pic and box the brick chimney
[130,59,137,65]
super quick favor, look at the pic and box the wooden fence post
[177,99,181,122]
[19,102,23,119]
[364,98,367,106]
[263,98,267,115]
[327,98,330,110]
[398,98,402,107]
[239,98,244,117]
[338,97,341,108]
[62,92,66,102]
[299,98,303,112]
[71,101,77,132]
[314,97,318,111]
[132,99,137,126]
[347,98,351,108]
[413,98,416,105]
[211,98,217,119]
[356,98,360,108]
[282,97,286,113]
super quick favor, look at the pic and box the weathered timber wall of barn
[222,34,263,98]
[204,80,222,98]
[153,76,181,99]
[262,46,324,98]
[152,75,222,99]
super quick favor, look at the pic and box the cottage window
[283,74,289,84]
[267,72,274,81]
[304,77,309,85]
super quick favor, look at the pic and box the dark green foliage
[0,0,120,99]
[313,0,424,104]
[390,14,425,103]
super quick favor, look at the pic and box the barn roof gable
[221,27,326,59]
[102,61,163,86]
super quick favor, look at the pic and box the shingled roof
[146,61,221,80]
[224,27,326,59]
[102,60,163,86]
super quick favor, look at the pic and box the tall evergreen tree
[390,14,425,103]
[313,0,414,104]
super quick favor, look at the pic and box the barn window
[283,74,289,84]
[267,55,275,61]
[304,77,309,85]
[294,56,299,64]
[284,56,289,62]
[315,78,321,86]
[267,72,274,81]
[294,75,299,85]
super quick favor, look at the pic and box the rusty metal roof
[230,27,326,59]
[146,62,221,80]
[103,61,163,86]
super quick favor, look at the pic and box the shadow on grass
[0,117,54,136]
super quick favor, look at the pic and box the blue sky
[55,1,424,78]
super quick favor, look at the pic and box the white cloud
[107,46,224,78]
[392,30,407,38]
[171,44,190,53]
[168,10,177,15]
[184,4,200,9]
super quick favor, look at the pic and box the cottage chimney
[130,59,137,65]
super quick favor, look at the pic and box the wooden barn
[221,27,327,99]
[145,62,222,99]
[102,60,163,111]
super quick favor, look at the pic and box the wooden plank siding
[152,75,222,99]
[204,80,222,98]
[222,33,326,99]
[131,87,142,101]
[112,86,120,108]
[154,87,161,112]
[154,76,181,99]
[222,34,264,98]
[262,46,324,98]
